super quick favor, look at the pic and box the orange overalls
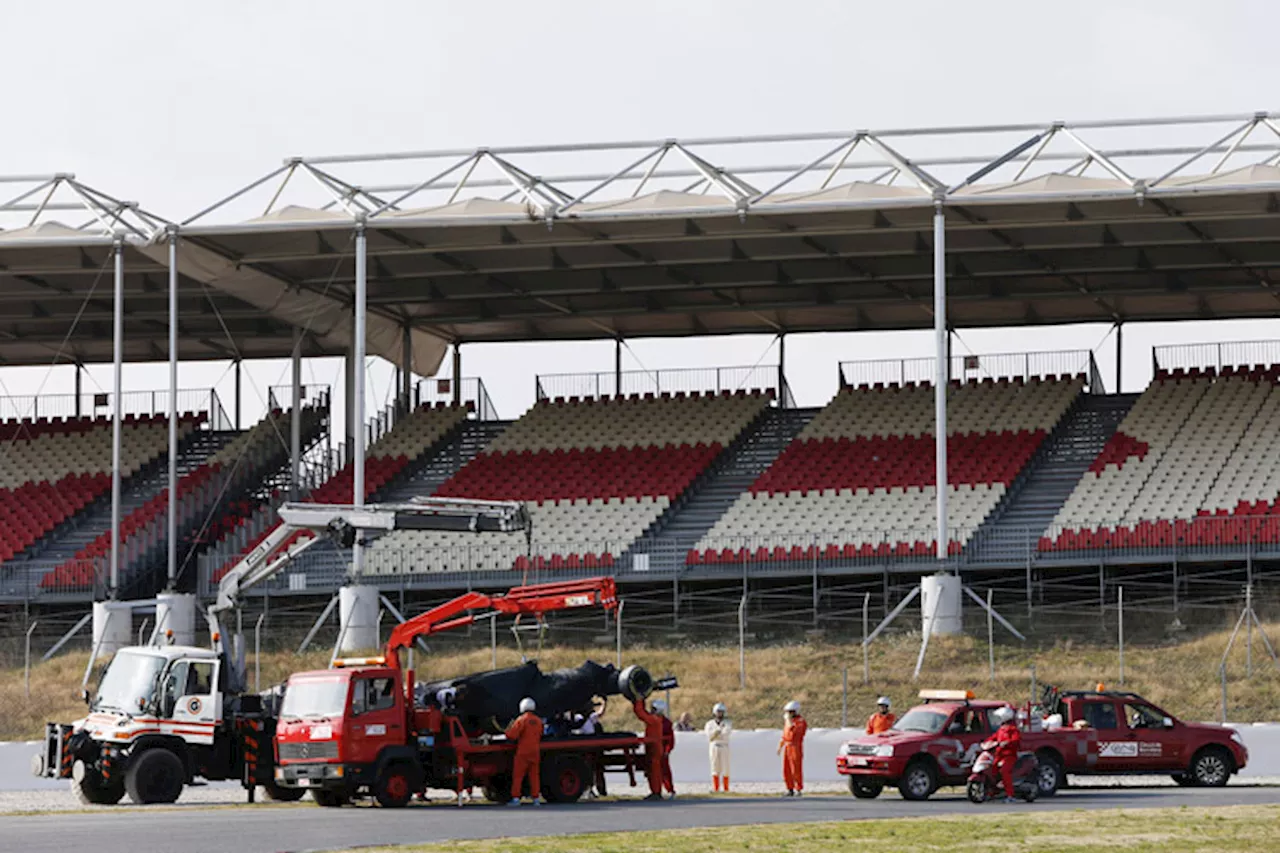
[505,711,543,801]
[866,711,896,735]
[633,699,665,796]
[660,714,675,794]
[994,720,1021,799]
[780,714,807,792]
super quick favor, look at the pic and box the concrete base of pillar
[156,592,198,646]
[338,585,380,653]
[922,573,963,636]
[91,601,131,659]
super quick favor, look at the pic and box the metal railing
[267,384,331,414]
[415,376,498,421]
[1153,339,1280,376]
[536,365,785,403]
[0,388,231,431]
[839,349,1102,392]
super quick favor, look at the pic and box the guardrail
[0,388,231,431]
[536,364,787,405]
[1153,339,1280,375]
[839,349,1103,392]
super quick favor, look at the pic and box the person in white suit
[704,702,732,792]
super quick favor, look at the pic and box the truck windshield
[281,679,349,720]
[892,709,949,734]
[93,650,168,714]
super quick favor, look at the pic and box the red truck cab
[1044,687,1247,787]
[836,689,1094,800]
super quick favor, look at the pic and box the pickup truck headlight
[1230,731,1244,746]
[874,744,895,758]
[838,743,852,756]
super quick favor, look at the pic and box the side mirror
[81,689,91,706]
[1163,717,1174,729]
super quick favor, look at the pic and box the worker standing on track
[505,697,543,807]
[657,700,677,799]
[705,702,732,792]
[633,697,668,802]
[866,696,896,734]
[777,700,807,797]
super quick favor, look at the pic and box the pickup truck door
[934,708,990,780]
[1121,702,1182,770]
[1082,700,1143,772]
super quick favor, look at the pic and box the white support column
[110,236,124,597]
[400,324,412,410]
[167,229,179,588]
[290,327,302,501]
[932,199,949,562]
[352,220,368,578]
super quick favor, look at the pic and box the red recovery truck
[1038,685,1248,788]
[835,690,1095,800]
[274,577,670,807]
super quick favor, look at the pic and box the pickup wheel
[849,778,883,799]
[124,748,185,805]
[1172,773,1196,787]
[1189,747,1232,787]
[897,760,937,801]
[544,754,590,804]
[312,789,350,807]
[1034,752,1063,797]
[260,782,307,802]
[374,763,415,808]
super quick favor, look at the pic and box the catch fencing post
[738,595,747,689]
[1220,662,1228,724]
[987,588,995,683]
[862,592,870,685]
[1118,585,1125,685]
[255,614,265,692]
[841,666,849,728]
[492,612,499,669]
[1029,663,1037,707]
[25,620,38,699]
[615,600,625,669]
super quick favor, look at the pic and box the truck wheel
[71,766,125,805]
[544,754,590,804]
[374,763,415,808]
[260,782,307,802]
[312,789,349,807]
[1189,747,1232,787]
[897,760,936,801]
[848,778,883,799]
[1034,753,1063,797]
[482,778,511,803]
[124,748,185,805]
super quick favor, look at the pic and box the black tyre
[260,782,307,802]
[897,760,937,801]
[966,779,986,804]
[1189,747,1232,787]
[1172,773,1196,787]
[124,748,185,805]
[374,763,415,808]
[482,777,512,803]
[1035,752,1063,797]
[312,788,350,807]
[1021,784,1038,803]
[848,778,883,799]
[544,754,590,804]
[71,766,125,806]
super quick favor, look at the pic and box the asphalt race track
[3,787,1279,853]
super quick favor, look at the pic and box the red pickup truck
[836,688,1249,801]
[836,690,1090,800]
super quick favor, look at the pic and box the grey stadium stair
[373,420,509,503]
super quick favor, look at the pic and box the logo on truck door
[1098,741,1138,758]
[186,698,203,715]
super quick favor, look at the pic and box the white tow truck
[31,497,531,805]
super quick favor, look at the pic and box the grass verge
[343,806,1280,853]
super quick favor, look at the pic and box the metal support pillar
[352,221,368,578]
[74,364,82,417]
[1115,322,1123,393]
[400,325,412,411]
[290,328,302,501]
[234,359,242,430]
[110,237,124,598]
[614,338,623,394]
[344,347,356,457]
[932,200,949,562]
[166,230,179,589]
[451,343,462,406]
[778,333,787,404]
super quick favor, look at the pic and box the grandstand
[5,112,1280,628]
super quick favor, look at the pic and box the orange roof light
[1096,682,1106,692]
[918,689,975,701]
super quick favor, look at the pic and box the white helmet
[652,699,668,715]
[783,700,800,713]
[877,696,891,708]
[991,706,1014,725]
[519,697,536,714]
[713,703,727,715]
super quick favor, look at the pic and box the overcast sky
[4,0,1280,428]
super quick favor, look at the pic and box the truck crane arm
[383,577,619,668]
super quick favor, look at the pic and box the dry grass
[4,619,1279,739]
[346,806,1280,853]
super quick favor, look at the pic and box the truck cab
[1047,688,1248,786]
[275,661,421,807]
